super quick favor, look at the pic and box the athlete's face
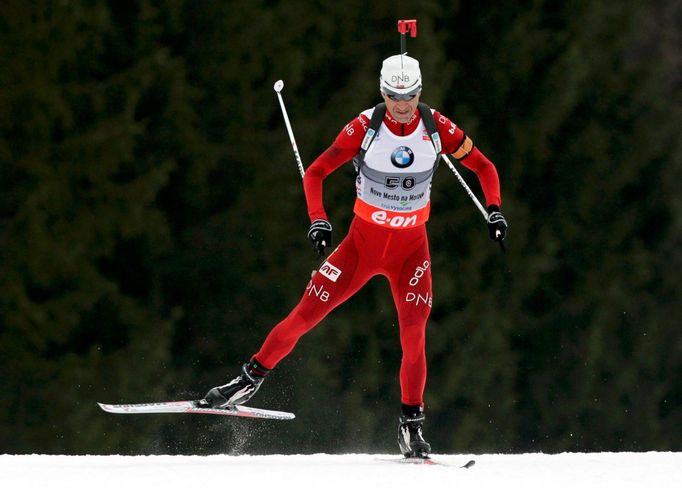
[381,90,421,123]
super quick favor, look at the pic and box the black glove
[487,205,508,242]
[308,219,332,257]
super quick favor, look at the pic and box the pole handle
[442,154,507,253]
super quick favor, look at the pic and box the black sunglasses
[386,93,417,102]
[385,92,418,102]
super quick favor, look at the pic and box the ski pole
[442,154,505,251]
[273,79,305,178]
[273,80,329,265]
[441,154,488,220]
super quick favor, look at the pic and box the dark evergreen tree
[0,0,204,453]
[0,0,679,454]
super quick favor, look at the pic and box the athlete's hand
[487,205,508,242]
[308,219,332,257]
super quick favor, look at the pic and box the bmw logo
[390,146,414,168]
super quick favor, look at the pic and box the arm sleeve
[302,115,368,222]
[434,111,502,208]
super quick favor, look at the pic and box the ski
[397,457,441,466]
[97,400,295,420]
[376,457,475,468]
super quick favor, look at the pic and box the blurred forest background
[1,0,680,455]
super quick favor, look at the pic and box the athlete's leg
[254,223,375,369]
[388,235,432,406]
[203,221,377,407]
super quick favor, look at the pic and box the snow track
[1,452,680,488]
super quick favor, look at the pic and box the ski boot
[398,404,431,458]
[200,358,270,408]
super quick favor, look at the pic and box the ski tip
[461,459,476,469]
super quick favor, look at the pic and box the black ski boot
[398,404,431,458]
[201,358,270,408]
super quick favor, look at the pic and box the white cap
[379,54,422,94]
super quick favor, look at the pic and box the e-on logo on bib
[390,146,414,168]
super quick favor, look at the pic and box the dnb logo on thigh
[405,292,432,308]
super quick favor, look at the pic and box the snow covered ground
[2,452,680,488]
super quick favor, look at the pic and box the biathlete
[203,54,508,458]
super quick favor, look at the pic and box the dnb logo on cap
[390,146,414,168]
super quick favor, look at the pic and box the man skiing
[203,54,508,458]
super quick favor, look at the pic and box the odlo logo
[409,261,430,286]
